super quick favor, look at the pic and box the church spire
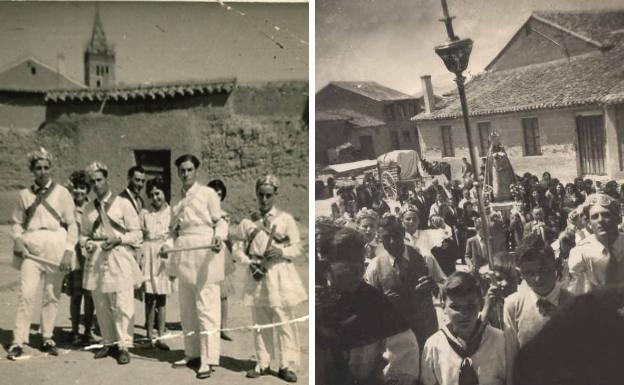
[84,4,115,88]
[87,6,111,54]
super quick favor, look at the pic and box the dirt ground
[0,225,309,385]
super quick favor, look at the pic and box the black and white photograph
[0,1,309,384]
[315,1,624,384]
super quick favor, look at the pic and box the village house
[414,9,624,182]
[0,8,308,221]
[315,81,428,166]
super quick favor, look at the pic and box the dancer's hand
[59,250,74,272]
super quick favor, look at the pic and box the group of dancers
[7,147,307,382]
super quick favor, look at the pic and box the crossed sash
[92,197,127,238]
[23,182,67,230]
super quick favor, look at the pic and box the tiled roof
[414,43,624,121]
[316,108,385,127]
[534,9,624,47]
[328,81,414,101]
[0,56,86,91]
[45,78,237,102]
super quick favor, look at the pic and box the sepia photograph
[315,1,624,384]
[0,1,309,384]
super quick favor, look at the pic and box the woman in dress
[139,176,174,350]
[208,178,236,342]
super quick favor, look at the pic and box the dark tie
[606,245,620,286]
[536,298,556,317]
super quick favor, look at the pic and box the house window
[441,125,454,157]
[385,105,395,121]
[96,80,101,87]
[403,130,411,142]
[391,130,400,149]
[522,117,542,156]
[477,122,491,156]
[105,66,109,74]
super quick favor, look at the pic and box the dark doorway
[360,135,375,159]
[134,150,172,202]
[576,115,606,176]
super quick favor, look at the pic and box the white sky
[316,0,624,95]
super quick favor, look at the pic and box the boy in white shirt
[421,271,506,385]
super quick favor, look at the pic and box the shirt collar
[592,233,624,262]
[521,281,562,305]
[32,179,52,192]
[263,207,278,218]
[378,244,408,267]
[181,182,198,197]
[97,191,112,204]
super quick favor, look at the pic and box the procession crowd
[7,147,307,382]
[316,166,624,385]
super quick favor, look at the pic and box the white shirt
[567,233,624,295]
[421,325,506,385]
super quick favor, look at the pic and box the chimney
[57,53,65,86]
[421,75,435,114]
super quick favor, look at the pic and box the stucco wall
[416,106,610,182]
[0,92,46,130]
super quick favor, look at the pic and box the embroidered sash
[23,182,66,230]
[92,197,127,237]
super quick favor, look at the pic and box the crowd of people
[8,147,307,383]
[316,168,624,385]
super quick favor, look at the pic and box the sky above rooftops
[316,0,622,96]
[0,1,308,86]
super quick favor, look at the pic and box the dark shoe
[196,368,212,379]
[278,368,298,383]
[71,333,82,347]
[94,346,110,359]
[7,344,24,360]
[220,332,233,341]
[172,357,200,369]
[41,339,59,356]
[81,333,97,346]
[116,349,130,365]
[246,366,271,378]
[154,340,170,351]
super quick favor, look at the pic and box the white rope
[84,315,309,350]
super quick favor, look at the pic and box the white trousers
[14,258,64,345]
[92,288,135,349]
[252,306,300,369]
[178,281,221,366]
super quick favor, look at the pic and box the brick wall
[488,18,598,72]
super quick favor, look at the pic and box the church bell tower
[84,7,115,88]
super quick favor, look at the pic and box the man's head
[326,227,367,293]
[28,147,53,187]
[69,170,91,205]
[175,154,200,189]
[356,208,379,242]
[256,175,279,214]
[379,215,405,258]
[584,193,621,246]
[127,165,146,195]
[86,162,109,198]
[514,233,557,296]
[442,272,483,338]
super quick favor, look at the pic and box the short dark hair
[327,227,366,264]
[175,154,200,169]
[379,214,404,235]
[208,179,227,201]
[442,271,482,301]
[70,170,91,193]
[127,165,145,179]
[146,176,166,195]
[514,233,555,267]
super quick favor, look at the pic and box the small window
[105,66,109,74]
[522,118,541,156]
[96,80,101,88]
[31,67,36,75]
[441,125,454,157]
[391,131,400,149]
[96,66,100,76]
[478,122,492,156]
[385,105,395,121]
